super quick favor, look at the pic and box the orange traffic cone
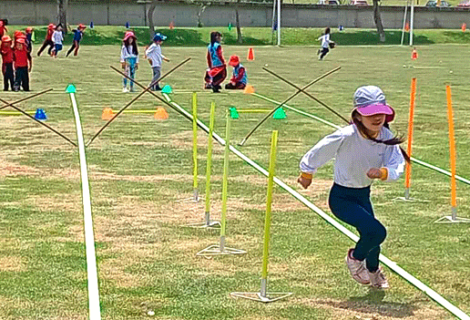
[405,22,410,32]
[169,21,174,30]
[102,108,114,120]
[411,48,418,60]
[154,107,169,120]
[462,23,467,32]
[247,47,255,61]
[243,84,255,94]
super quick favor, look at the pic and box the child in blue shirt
[66,24,86,57]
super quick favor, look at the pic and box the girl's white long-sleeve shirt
[145,43,165,67]
[120,45,139,63]
[300,124,405,188]
[52,31,63,45]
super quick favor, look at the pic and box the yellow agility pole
[197,109,246,256]
[436,85,470,223]
[231,130,292,302]
[203,102,221,227]
[0,111,35,116]
[192,92,199,201]
[186,102,221,228]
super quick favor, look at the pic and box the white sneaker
[122,87,128,93]
[345,248,370,285]
[369,267,389,289]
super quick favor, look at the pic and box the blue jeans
[123,57,137,89]
[328,183,387,272]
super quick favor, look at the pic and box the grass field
[0,42,470,320]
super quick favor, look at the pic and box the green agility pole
[231,131,292,302]
[192,92,199,202]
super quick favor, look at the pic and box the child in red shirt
[13,38,32,92]
[1,35,14,91]
[37,23,55,57]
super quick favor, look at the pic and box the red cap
[26,27,33,33]
[123,31,136,41]
[48,23,55,29]
[17,38,26,44]
[1,35,12,42]
[78,24,86,30]
[228,55,240,67]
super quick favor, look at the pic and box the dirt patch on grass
[296,297,448,320]
[28,194,82,214]
[0,256,26,272]
[0,157,40,177]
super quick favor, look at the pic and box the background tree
[235,0,243,44]
[373,0,386,42]
[57,0,68,34]
[148,0,158,41]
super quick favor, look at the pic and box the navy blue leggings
[328,183,387,272]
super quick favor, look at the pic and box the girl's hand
[164,57,170,62]
[297,175,312,189]
[367,168,382,179]
[121,62,126,69]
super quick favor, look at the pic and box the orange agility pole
[404,78,417,200]
[447,86,457,216]
[436,85,470,223]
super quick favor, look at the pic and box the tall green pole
[220,110,231,251]
[192,92,198,201]
[261,130,278,298]
[205,102,216,225]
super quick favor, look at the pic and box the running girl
[298,85,407,289]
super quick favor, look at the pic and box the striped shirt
[300,124,405,188]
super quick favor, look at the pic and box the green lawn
[0,43,469,319]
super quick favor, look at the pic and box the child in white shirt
[120,31,139,93]
[145,33,170,91]
[51,24,64,58]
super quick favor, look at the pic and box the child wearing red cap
[51,24,64,58]
[13,31,26,47]
[1,36,15,91]
[13,38,32,91]
[225,55,247,90]
[66,24,86,57]
[0,21,7,39]
[25,27,33,53]
[37,23,55,57]
[298,86,409,289]
[204,31,226,93]
[120,31,140,92]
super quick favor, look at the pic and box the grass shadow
[333,31,434,45]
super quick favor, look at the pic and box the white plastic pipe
[409,0,415,46]
[69,89,102,320]
[277,0,281,46]
[163,93,470,320]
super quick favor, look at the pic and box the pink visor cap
[353,85,395,123]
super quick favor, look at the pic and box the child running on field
[1,35,15,91]
[298,86,408,289]
[66,24,86,57]
[13,38,32,91]
[120,31,139,92]
[145,33,169,91]
[204,31,226,93]
[37,24,55,57]
[225,55,247,90]
[51,24,64,58]
[317,27,334,61]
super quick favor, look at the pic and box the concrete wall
[1,0,470,29]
